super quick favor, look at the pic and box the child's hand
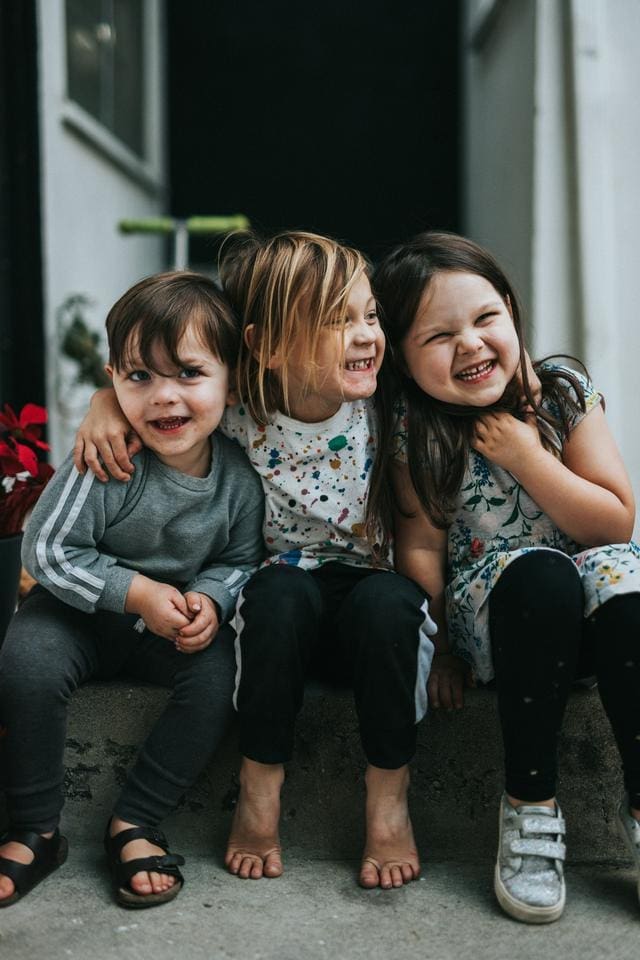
[126,575,192,640]
[73,388,142,482]
[175,593,220,654]
[428,653,473,710]
[472,411,542,472]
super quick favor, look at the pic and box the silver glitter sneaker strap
[519,815,566,836]
[510,838,567,860]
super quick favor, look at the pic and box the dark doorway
[0,0,45,410]
[168,1,460,263]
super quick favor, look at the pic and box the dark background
[168,0,461,263]
[0,1,461,410]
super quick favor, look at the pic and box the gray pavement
[1,848,639,960]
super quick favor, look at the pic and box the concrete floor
[1,849,639,960]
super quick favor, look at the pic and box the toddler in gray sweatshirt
[0,271,264,911]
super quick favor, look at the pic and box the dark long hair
[372,231,588,529]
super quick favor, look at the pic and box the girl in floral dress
[373,231,640,924]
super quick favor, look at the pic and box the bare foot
[225,758,284,879]
[109,817,176,897]
[359,764,420,890]
[0,832,54,902]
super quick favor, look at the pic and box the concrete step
[1,682,629,863]
[2,854,639,960]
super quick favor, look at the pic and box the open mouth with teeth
[455,359,496,383]
[149,416,191,431]
[345,358,375,372]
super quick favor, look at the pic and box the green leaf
[502,505,520,527]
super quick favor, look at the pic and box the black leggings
[489,551,640,807]
[234,563,433,769]
[0,587,236,833]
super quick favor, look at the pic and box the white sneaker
[616,793,640,903]
[494,793,566,923]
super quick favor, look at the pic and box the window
[65,0,144,156]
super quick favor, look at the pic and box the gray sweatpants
[0,587,235,832]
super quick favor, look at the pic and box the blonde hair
[219,231,369,422]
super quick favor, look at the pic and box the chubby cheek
[405,353,445,395]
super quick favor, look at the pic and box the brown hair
[106,271,239,373]
[218,231,369,423]
[372,231,587,528]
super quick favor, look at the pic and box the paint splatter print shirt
[221,400,387,570]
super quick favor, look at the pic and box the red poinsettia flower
[1,461,54,536]
[0,403,49,451]
[1,403,54,537]
[0,439,38,476]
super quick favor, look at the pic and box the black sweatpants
[233,563,434,769]
[488,551,640,807]
[0,586,236,833]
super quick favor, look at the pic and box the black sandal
[104,821,185,908]
[0,828,68,907]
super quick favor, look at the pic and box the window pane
[66,0,103,121]
[113,0,144,155]
[65,0,145,159]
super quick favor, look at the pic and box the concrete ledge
[1,682,628,862]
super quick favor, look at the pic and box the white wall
[464,0,536,310]
[37,0,167,462]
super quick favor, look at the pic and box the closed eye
[424,331,451,344]
[475,311,499,325]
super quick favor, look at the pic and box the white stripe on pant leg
[414,598,437,723]
[232,588,246,711]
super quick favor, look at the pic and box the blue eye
[128,370,150,382]
[179,367,202,379]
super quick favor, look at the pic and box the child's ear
[244,323,282,369]
[104,364,114,381]
[504,294,513,317]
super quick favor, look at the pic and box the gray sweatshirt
[23,431,265,622]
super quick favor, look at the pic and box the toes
[226,850,282,880]
[129,872,153,895]
[225,852,243,875]
[129,870,176,895]
[239,856,258,880]
[263,851,283,878]
[150,871,174,894]
[360,859,418,890]
[0,876,16,900]
[359,860,381,889]
[401,861,418,883]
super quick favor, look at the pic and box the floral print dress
[395,364,640,683]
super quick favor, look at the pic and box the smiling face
[106,325,232,476]
[280,273,385,422]
[401,271,521,407]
